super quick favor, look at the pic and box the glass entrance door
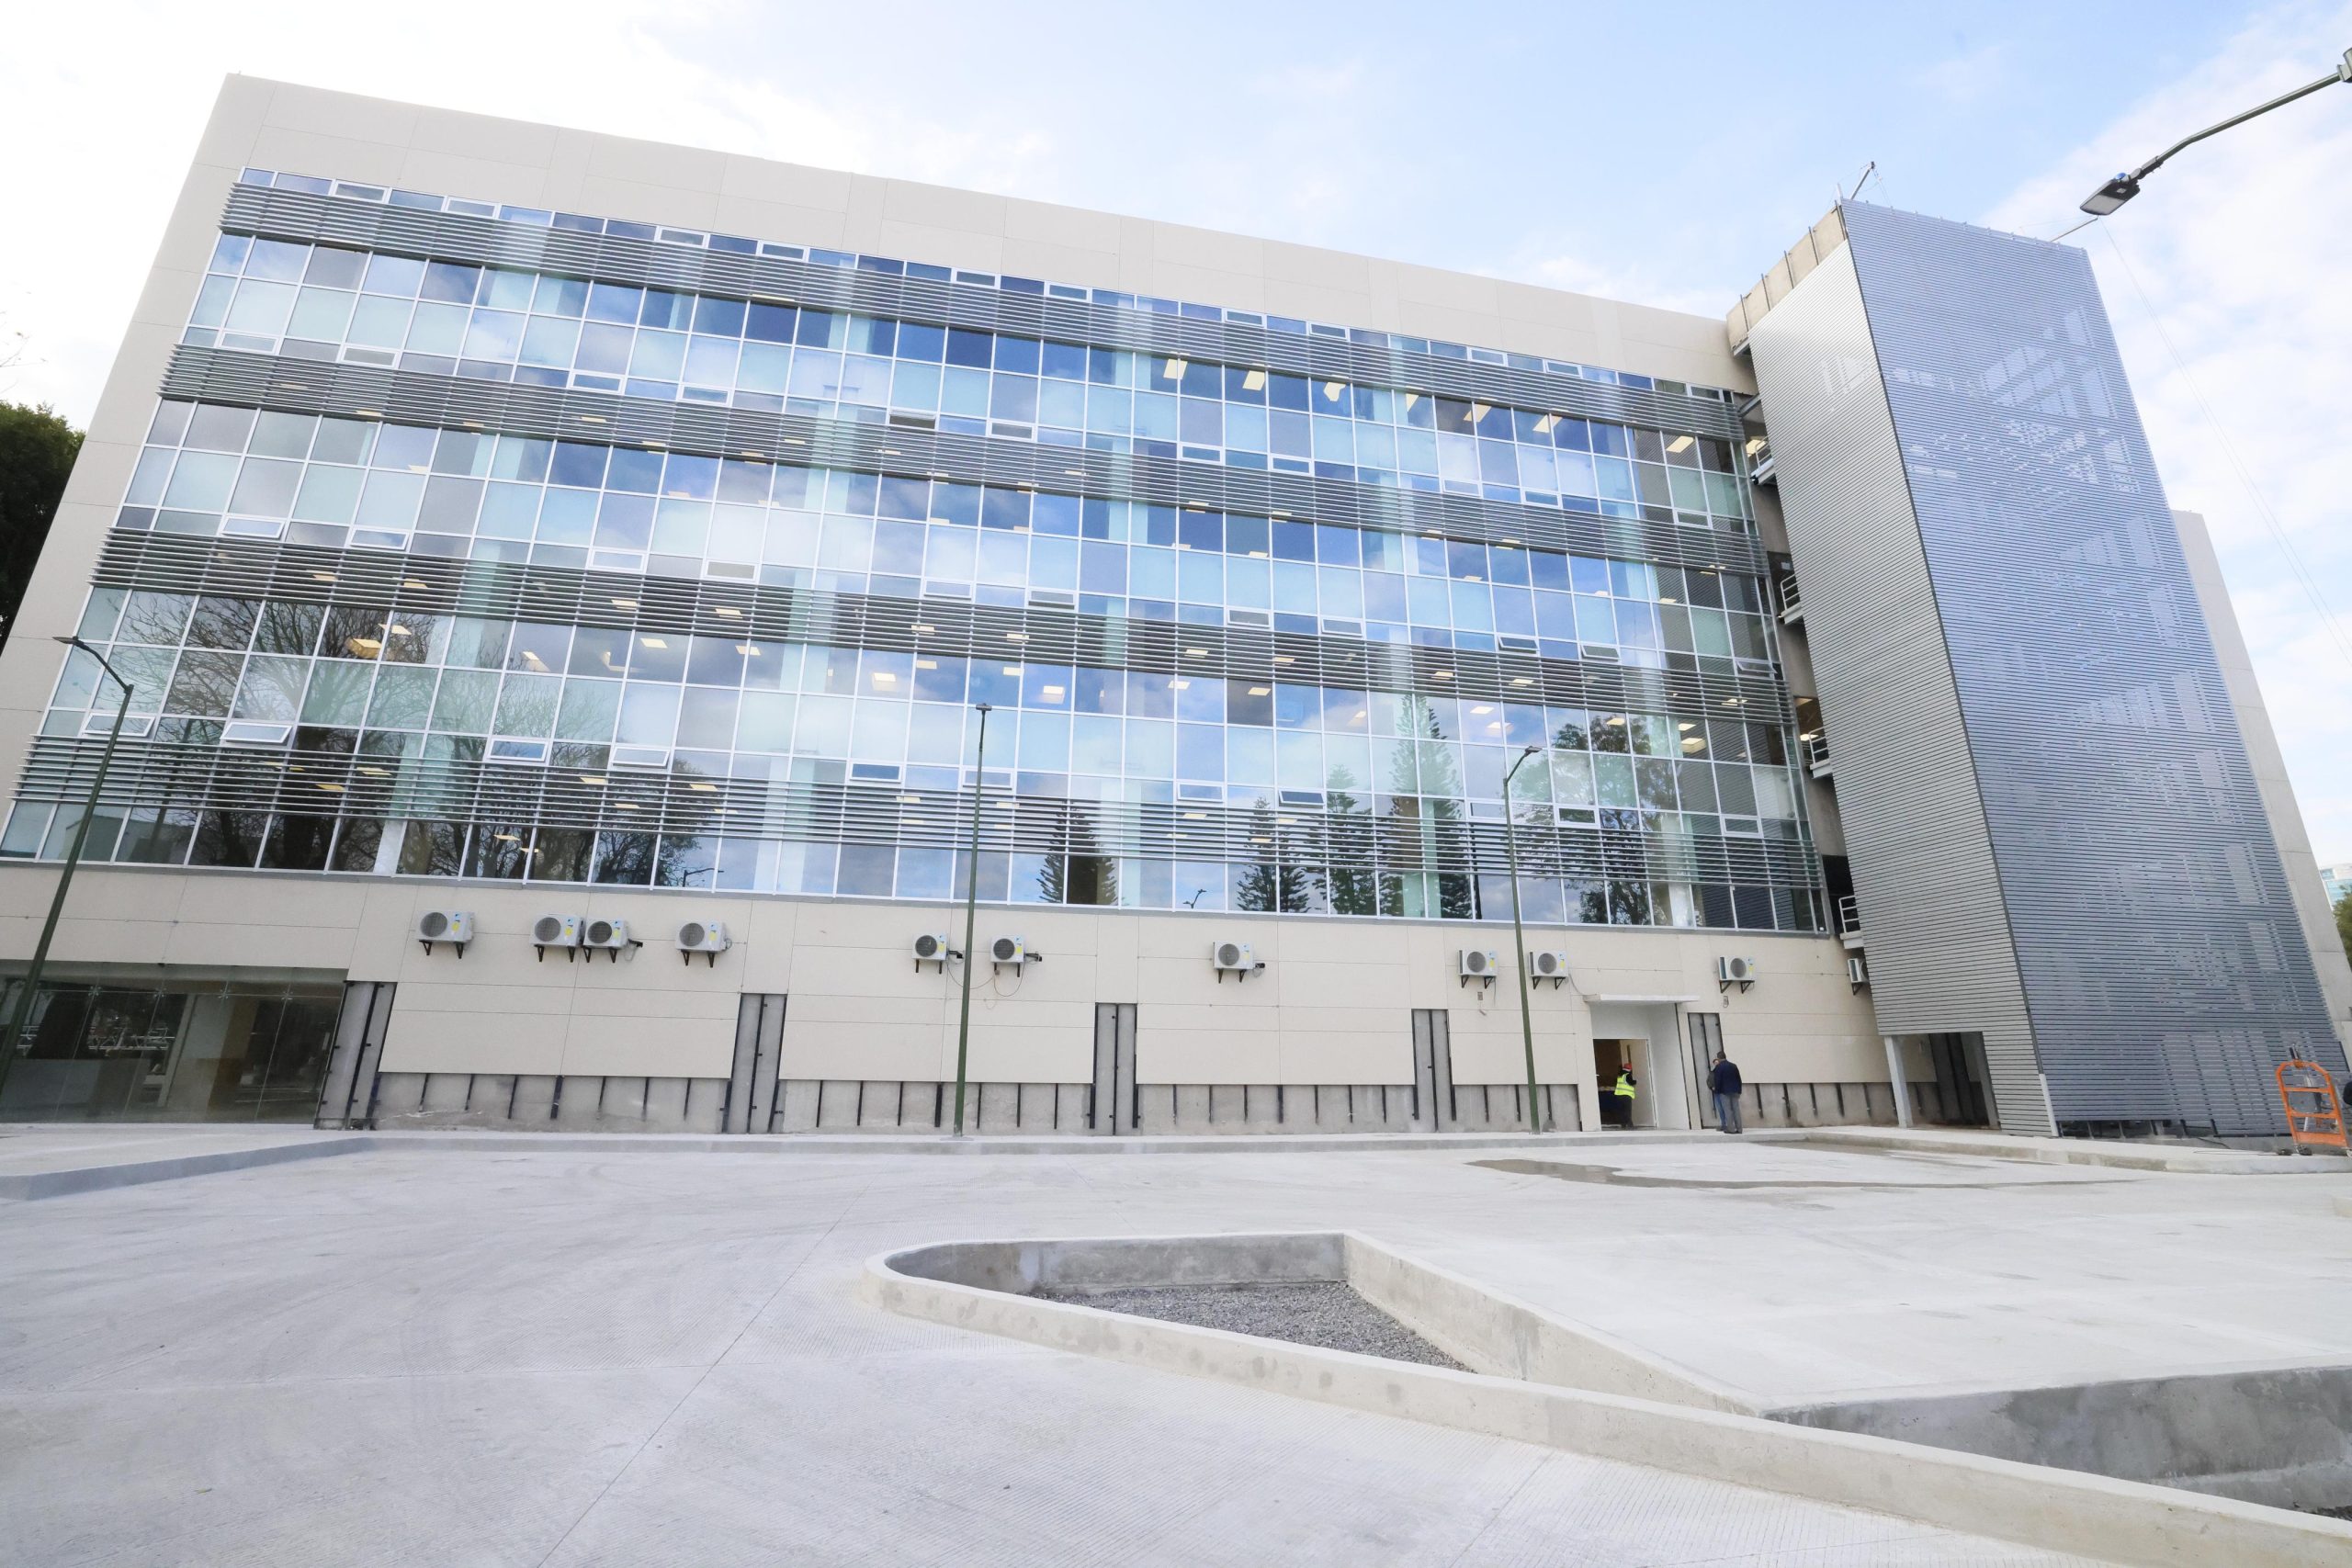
[0,978,343,1122]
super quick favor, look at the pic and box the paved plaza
[3,1128,2348,1565]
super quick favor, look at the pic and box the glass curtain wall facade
[4,170,1820,932]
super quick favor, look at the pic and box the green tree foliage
[1232,795,1308,913]
[1040,803,1117,906]
[0,401,83,644]
[1323,764,1379,916]
[2335,889,2351,964]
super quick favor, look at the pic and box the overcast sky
[4,0,2346,864]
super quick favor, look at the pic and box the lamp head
[2079,174,2140,217]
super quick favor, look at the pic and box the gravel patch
[1035,1280,1466,1369]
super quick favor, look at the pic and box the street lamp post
[0,637,134,1103]
[1501,744,1545,1134]
[950,703,991,1136]
[2080,45,2350,214]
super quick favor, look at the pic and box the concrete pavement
[3,1134,2349,1563]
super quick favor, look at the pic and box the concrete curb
[862,1234,2352,1568]
[0,1126,1739,1199]
[1792,1126,2349,1175]
[357,1129,1710,1156]
[12,1120,2348,1202]
[0,1134,369,1201]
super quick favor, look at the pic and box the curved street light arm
[2082,47,2351,215]
[2131,52,2351,182]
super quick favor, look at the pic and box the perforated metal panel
[1746,242,2044,1133]
[1752,202,2342,1134]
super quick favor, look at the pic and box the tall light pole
[950,702,991,1136]
[2080,45,2350,214]
[1501,743,1545,1134]
[0,637,133,1104]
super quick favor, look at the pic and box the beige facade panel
[0,864,1879,1097]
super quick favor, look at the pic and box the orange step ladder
[2275,1061,2346,1153]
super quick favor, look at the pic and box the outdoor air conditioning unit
[582,917,639,961]
[532,913,583,961]
[1458,948,1498,987]
[676,919,730,966]
[989,935,1029,969]
[415,909,472,955]
[1211,939,1261,982]
[1717,954,1758,993]
[1847,953,1871,992]
[1527,950,1571,988]
[912,932,954,971]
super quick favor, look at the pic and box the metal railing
[1838,894,1861,939]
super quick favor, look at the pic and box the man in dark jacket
[1708,1052,1745,1134]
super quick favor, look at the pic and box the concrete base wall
[1741,1081,1904,1128]
[1778,1362,2352,1514]
[371,1071,728,1133]
[356,1072,1592,1136]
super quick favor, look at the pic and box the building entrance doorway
[0,976,342,1122]
[1923,1032,1993,1127]
[1593,1037,1654,1128]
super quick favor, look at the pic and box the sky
[2,0,2346,866]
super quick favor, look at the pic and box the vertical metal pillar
[1884,1035,1914,1128]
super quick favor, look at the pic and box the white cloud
[1985,1,2352,864]
[0,0,1058,420]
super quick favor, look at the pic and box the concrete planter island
[864,1231,2352,1568]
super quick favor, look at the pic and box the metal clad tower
[1745,201,2343,1135]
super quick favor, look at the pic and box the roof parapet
[1725,206,1848,355]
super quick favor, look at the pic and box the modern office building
[2324,863,2351,908]
[0,78,2341,1136]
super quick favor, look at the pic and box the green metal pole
[1503,745,1544,1134]
[951,703,991,1136]
[0,641,132,1104]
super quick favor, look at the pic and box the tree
[1324,764,1378,916]
[1231,795,1308,913]
[2335,889,2351,965]
[0,401,84,646]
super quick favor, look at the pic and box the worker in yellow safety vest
[1609,1064,1638,1127]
